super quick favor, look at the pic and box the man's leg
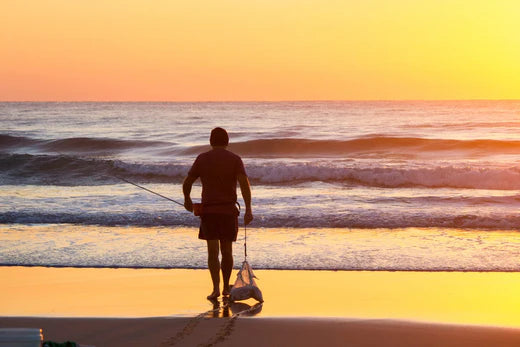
[206,240,220,299]
[220,240,233,296]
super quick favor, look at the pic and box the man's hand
[184,198,193,212]
[244,210,253,226]
[238,174,253,226]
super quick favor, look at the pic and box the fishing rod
[114,175,185,207]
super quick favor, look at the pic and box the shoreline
[4,265,520,273]
[4,263,520,272]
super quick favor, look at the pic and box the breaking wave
[246,163,520,189]
[2,153,520,189]
[0,154,189,185]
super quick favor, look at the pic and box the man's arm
[238,173,253,225]
[183,175,197,212]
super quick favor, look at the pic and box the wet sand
[2,266,520,346]
[2,316,520,347]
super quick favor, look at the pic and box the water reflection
[206,298,263,318]
[229,301,263,317]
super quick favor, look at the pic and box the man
[183,127,253,300]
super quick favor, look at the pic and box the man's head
[210,127,229,147]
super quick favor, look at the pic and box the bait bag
[229,260,263,302]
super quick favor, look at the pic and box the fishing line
[112,174,185,207]
[49,150,184,207]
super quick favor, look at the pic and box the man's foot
[207,290,220,300]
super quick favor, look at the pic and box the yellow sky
[1,0,519,101]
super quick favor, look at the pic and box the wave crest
[181,136,520,157]
[5,134,520,158]
[0,134,170,154]
[0,154,189,185]
[2,153,520,189]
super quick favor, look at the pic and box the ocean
[1,101,520,271]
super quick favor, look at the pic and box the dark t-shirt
[188,148,246,215]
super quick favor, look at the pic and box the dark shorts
[199,213,239,242]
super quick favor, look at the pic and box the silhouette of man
[183,127,253,299]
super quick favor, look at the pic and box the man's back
[188,148,246,212]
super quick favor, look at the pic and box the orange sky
[1,1,519,101]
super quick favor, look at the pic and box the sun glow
[1,0,519,101]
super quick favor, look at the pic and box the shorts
[199,213,239,242]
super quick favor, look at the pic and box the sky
[1,0,519,101]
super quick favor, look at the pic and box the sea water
[1,101,520,271]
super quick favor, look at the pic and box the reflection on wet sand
[230,301,263,317]
[206,297,263,318]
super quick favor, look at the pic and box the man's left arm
[238,173,253,225]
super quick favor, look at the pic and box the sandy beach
[2,266,520,346]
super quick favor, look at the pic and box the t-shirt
[188,148,246,215]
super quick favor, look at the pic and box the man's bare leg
[220,240,233,296]
[206,240,220,299]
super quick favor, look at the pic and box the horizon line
[1,99,519,103]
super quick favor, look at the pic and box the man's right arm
[183,175,197,212]
[238,173,253,225]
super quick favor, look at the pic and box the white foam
[245,163,520,190]
[2,225,520,271]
